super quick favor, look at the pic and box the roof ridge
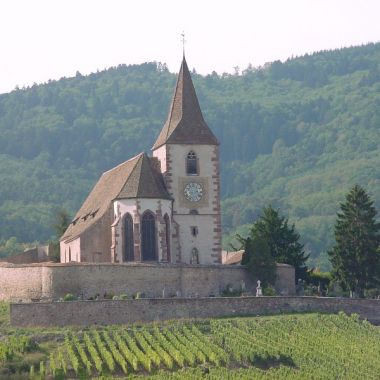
[115,153,144,199]
[135,153,150,197]
[102,152,143,175]
[163,60,183,142]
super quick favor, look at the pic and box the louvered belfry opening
[123,213,134,261]
[141,211,157,261]
[186,151,197,175]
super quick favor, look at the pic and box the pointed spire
[152,57,218,150]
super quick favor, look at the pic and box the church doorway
[123,213,134,261]
[141,211,157,261]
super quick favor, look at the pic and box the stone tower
[152,57,222,264]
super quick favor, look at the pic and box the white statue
[256,280,263,297]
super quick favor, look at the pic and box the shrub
[307,270,332,294]
[263,286,276,296]
[63,293,76,302]
[364,288,380,299]
[221,285,242,297]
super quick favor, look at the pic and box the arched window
[190,247,199,264]
[186,151,198,175]
[164,214,171,262]
[141,211,157,261]
[123,213,134,261]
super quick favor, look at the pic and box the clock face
[184,182,203,202]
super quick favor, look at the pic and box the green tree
[239,235,277,287]
[53,209,70,239]
[238,206,308,280]
[328,185,380,297]
[50,209,71,262]
[0,237,23,258]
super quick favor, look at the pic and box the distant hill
[0,43,380,268]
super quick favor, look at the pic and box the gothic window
[123,213,134,261]
[190,247,199,264]
[164,214,171,262]
[186,151,198,175]
[191,226,198,237]
[141,211,157,261]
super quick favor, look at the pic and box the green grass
[0,305,379,379]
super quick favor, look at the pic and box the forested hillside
[0,43,379,268]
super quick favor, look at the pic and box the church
[60,57,222,265]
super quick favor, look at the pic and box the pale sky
[0,0,379,94]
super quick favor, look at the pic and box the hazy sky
[1,0,379,94]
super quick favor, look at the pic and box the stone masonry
[10,296,380,327]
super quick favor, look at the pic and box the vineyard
[18,313,379,379]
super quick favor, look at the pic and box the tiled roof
[61,153,170,242]
[222,250,244,265]
[152,57,219,149]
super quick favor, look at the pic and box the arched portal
[123,213,134,261]
[141,211,157,261]
[164,213,171,262]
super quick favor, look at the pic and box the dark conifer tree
[328,185,380,297]
[238,205,308,280]
[50,209,71,262]
[240,236,277,287]
[53,209,70,238]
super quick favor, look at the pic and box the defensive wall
[10,296,380,327]
[0,262,294,301]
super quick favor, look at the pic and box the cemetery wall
[0,262,295,301]
[10,296,380,327]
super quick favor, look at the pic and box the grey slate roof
[61,153,170,242]
[152,57,219,150]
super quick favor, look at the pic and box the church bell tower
[152,57,222,264]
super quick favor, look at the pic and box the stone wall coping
[10,296,380,327]
[0,262,292,269]
[10,296,380,306]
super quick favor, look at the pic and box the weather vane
[181,31,186,56]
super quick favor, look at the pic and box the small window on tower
[186,151,198,175]
[191,226,198,237]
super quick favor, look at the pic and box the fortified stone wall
[10,297,380,327]
[0,265,44,301]
[0,262,294,301]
